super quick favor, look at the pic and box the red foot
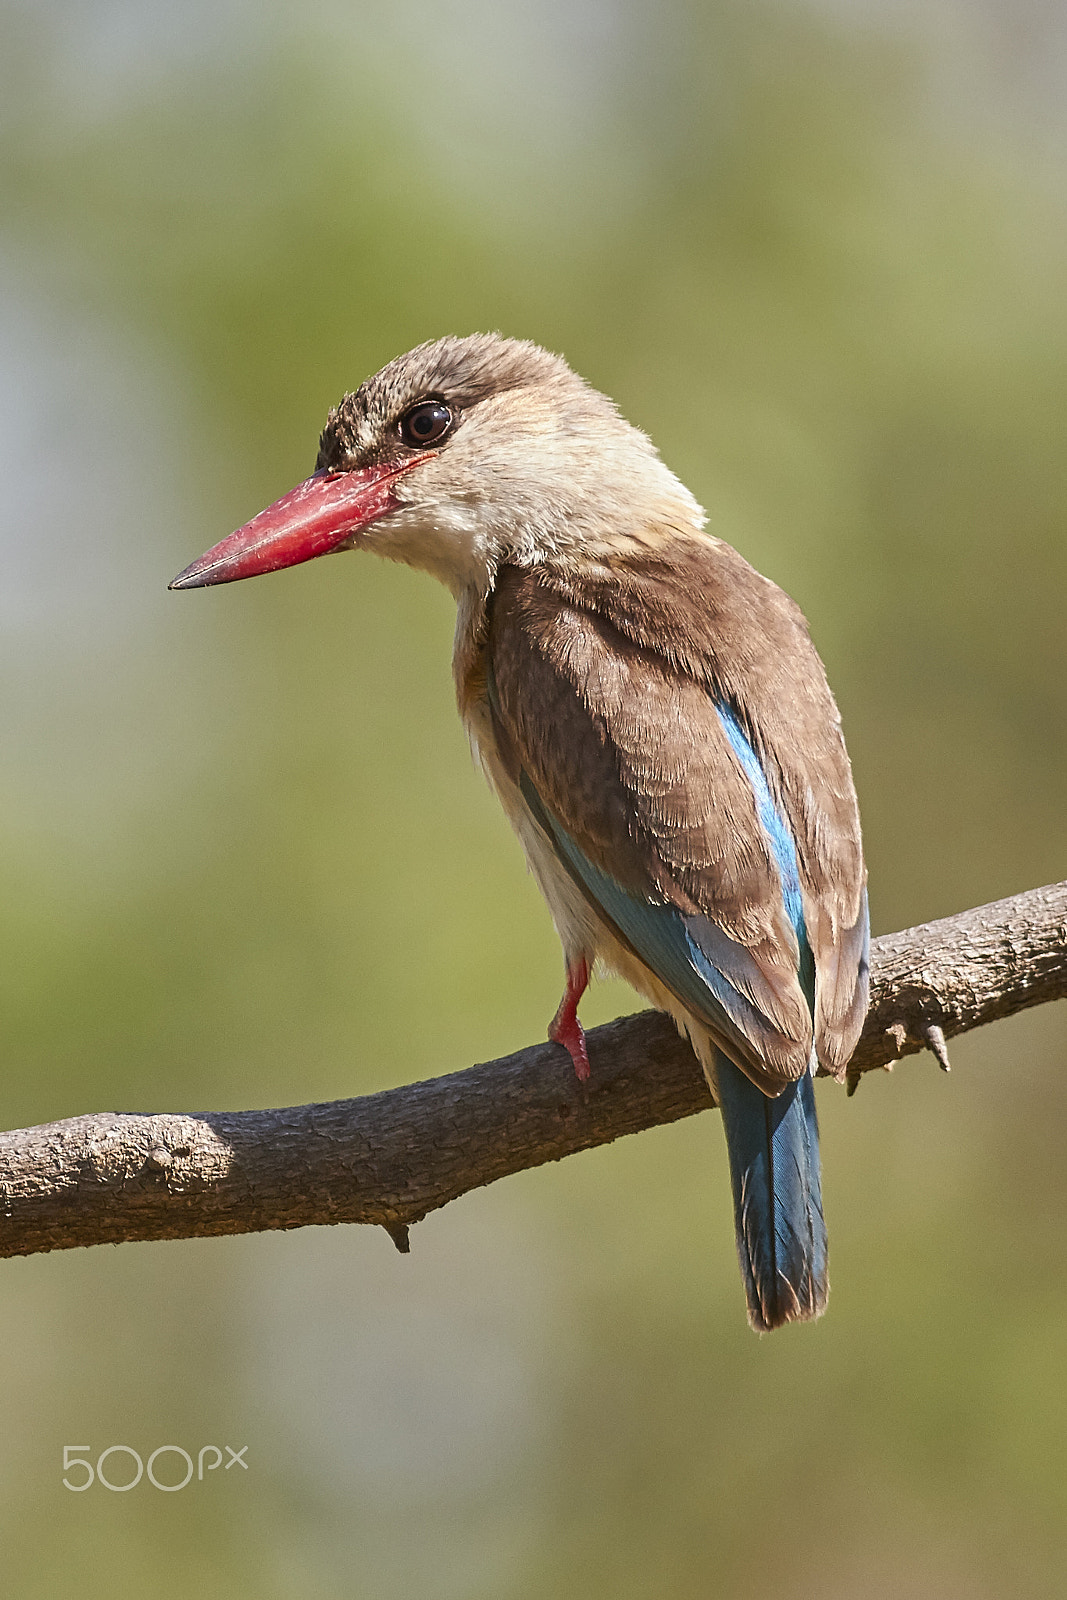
[549,957,591,1082]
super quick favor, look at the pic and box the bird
[171,334,869,1331]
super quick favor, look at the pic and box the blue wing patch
[516,698,815,1060]
[714,706,803,937]
[714,702,815,1010]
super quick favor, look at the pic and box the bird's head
[170,334,703,599]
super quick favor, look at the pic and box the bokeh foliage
[1,3,1065,1595]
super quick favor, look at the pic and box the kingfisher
[172,334,869,1331]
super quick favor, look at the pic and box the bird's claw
[549,957,591,1081]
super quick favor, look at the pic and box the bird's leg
[549,956,591,1082]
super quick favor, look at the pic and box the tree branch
[2,882,1064,1261]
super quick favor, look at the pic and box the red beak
[169,462,414,589]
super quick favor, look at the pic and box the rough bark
[1,882,1064,1261]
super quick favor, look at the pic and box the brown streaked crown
[315,333,577,473]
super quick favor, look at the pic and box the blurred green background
[1,1,1066,1594]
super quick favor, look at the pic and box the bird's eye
[399,400,453,448]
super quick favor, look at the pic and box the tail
[714,1049,828,1331]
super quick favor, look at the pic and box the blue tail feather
[714,1049,828,1331]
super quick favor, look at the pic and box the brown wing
[488,544,868,1080]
